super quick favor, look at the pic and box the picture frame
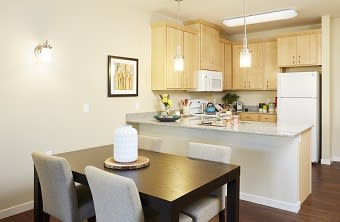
[108,55,138,97]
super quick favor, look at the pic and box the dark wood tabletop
[34,145,240,222]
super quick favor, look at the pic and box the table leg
[227,175,240,222]
[159,205,179,222]
[34,167,45,222]
[218,209,226,222]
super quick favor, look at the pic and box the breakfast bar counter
[127,112,312,213]
[126,112,310,137]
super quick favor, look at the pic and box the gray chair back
[138,135,162,152]
[85,166,145,222]
[187,142,232,209]
[187,142,232,164]
[32,152,79,222]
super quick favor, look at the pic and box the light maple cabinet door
[224,43,232,90]
[200,24,219,70]
[296,34,311,65]
[310,32,322,65]
[232,44,248,89]
[217,41,224,73]
[277,36,297,66]
[166,27,183,89]
[259,114,277,122]
[183,31,198,89]
[239,113,259,121]
[263,40,279,90]
[247,42,264,89]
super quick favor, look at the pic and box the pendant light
[174,0,184,71]
[240,0,251,68]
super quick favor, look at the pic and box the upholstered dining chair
[138,135,162,152]
[181,142,232,222]
[85,166,193,222]
[31,152,96,222]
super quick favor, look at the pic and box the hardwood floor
[2,163,340,222]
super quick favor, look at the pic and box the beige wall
[330,17,340,159]
[0,0,338,215]
[0,0,156,212]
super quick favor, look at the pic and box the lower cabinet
[239,113,277,122]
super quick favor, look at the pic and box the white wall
[0,0,155,212]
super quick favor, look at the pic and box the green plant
[222,93,239,105]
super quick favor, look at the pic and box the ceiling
[128,0,340,35]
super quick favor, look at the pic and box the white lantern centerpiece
[113,124,138,163]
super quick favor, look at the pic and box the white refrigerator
[277,71,320,163]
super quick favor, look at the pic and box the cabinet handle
[266,80,269,88]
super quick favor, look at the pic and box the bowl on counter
[153,114,181,122]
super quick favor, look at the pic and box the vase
[113,124,138,162]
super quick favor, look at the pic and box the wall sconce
[34,40,52,62]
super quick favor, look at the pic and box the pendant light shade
[240,0,251,68]
[174,0,184,72]
[174,55,184,71]
[240,47,251,67]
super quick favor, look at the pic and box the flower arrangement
[160,94,172,116]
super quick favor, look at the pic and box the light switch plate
[83,104,90,113]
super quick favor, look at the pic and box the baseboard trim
[331,156,340,162]
[240,192,301,213]
[0,201,33,219]
[321,158,332,165]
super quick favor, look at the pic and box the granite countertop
[126,112,312,137]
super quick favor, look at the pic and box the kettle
[204,102,216,114]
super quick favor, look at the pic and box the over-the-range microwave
[190,70,223,92]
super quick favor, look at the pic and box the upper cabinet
[184,20,222,71]
[221,39,232,90]
[277,29,321,67]
[263,40,280,90]
[151,23,199,90]
[232,40,278,90]
[232,42,264,90]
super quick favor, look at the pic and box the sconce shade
[35,40,52,62]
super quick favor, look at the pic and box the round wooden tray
[104,156,149,170]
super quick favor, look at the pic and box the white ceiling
[128,0,340,34]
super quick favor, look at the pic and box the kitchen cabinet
[239,112,277,122]
[220,39,232,90]
[239,112,259,121]
[277,29,321,67]
[259,114,277,122]
[232,42,264,90]
[233,40,278,90]
[185,20,222,71]
[151,23,198,90]
[263,40,279,90]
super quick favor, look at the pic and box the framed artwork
[108,55,138,97]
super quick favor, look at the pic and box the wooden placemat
[104,156,149,170]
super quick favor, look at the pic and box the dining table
[34,145,240,222]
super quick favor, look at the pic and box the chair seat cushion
[76,184,95,221]
[181,195,221,222]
